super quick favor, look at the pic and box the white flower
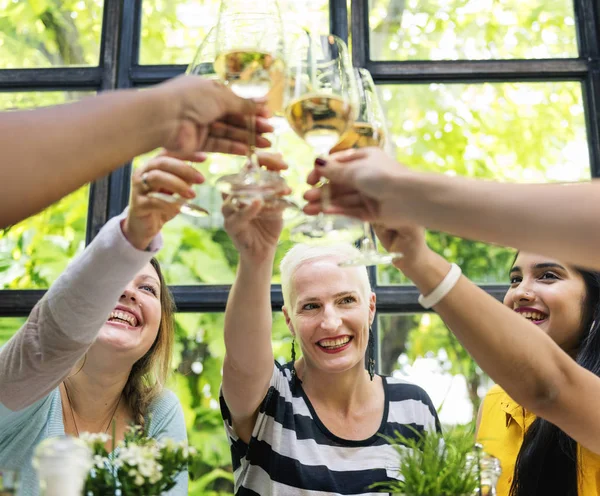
[80,432,112,446]
[93,455,107,469]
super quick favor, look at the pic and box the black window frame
[1,0,599,368]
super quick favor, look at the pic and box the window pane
[368,0,578,60]
[169,311,290,494]
[139,0,330,65]
[378,313,489,426]
[0,0,103,68]
[377,81,589,285]
[0,92,92,289]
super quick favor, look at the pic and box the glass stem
[245,113,259,172]
[361,222,376,253]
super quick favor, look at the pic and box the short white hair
[280,243,372,310]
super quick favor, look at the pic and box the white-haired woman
[219,200,441,496]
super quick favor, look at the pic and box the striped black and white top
[220,361,441,496]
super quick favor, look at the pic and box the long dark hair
[509,264,600,496]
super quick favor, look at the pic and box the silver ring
[141,172,150,193]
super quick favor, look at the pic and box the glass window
[139,0,330,65]
[0,0,103,68]
[168,311,290,493]
[368,0,578,61]
[378,312,490,426]
[378,81,589,285]
[0,92,92,289]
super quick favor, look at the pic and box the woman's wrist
[120,218,154,251]
[144,83,182,151]
[399,249,453,297]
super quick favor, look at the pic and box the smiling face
[283,257,376,375]
[504,252,587,354]
[94,262,163,364]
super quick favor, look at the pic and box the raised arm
[305,148,600,272]
[0,156,199,411]
[1,76,274,229]
[221,155,288,443]
[374,224,600,454]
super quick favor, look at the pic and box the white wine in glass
[213,13,290,200]
[284,34,363,243]
[336,68,403,266]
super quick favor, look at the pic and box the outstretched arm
[305,148,600,272]
[375,224,600,454]
[0,156,199,411]
[1,76,273,228]
[221,155,288,443]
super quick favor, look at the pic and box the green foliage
[369,0,577,60]
[372,426,481,496]
[0,1,590,494]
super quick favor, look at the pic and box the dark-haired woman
[476,252,600,495]
[363,222,600,494]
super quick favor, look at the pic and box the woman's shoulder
[383,375,434,403]
[146,389,186,440]
[148,388,181,410]
[147,389,184,420]
[482,384,510,405]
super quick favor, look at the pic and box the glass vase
[33,436,92,496]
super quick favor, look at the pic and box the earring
[291,338,297,391]
[368,327,375,381]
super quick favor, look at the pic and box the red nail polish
[315,157,327,167]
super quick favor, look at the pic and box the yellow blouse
[476,385,600,495]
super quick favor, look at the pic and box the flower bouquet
[80,425,196,496]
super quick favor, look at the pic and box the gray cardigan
[0,212,188,495]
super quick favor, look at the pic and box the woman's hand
[155,76,274,159]
[222,152,289,263]
[122,154,204,250]
[304,147,416,228]
[373,223,432,271]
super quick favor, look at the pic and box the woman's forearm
[0,87,173,228]
[402,252,572,412]
[397,173,600,271]
[222,254,277,418]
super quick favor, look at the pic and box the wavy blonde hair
[123,257,175,428]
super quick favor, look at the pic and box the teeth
[518,311,546,322]
[108,310,138,327]
[319,336,351,348]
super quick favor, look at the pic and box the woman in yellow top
[475,251,600,495]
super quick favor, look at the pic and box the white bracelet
[418,263,462,309]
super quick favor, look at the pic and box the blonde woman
[219,199,440,495]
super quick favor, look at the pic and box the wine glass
[337,68,403,266]
[284,33,363,243]
[149,22,291,216]
[211,12,292,202]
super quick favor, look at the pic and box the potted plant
[371,427,500,496]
